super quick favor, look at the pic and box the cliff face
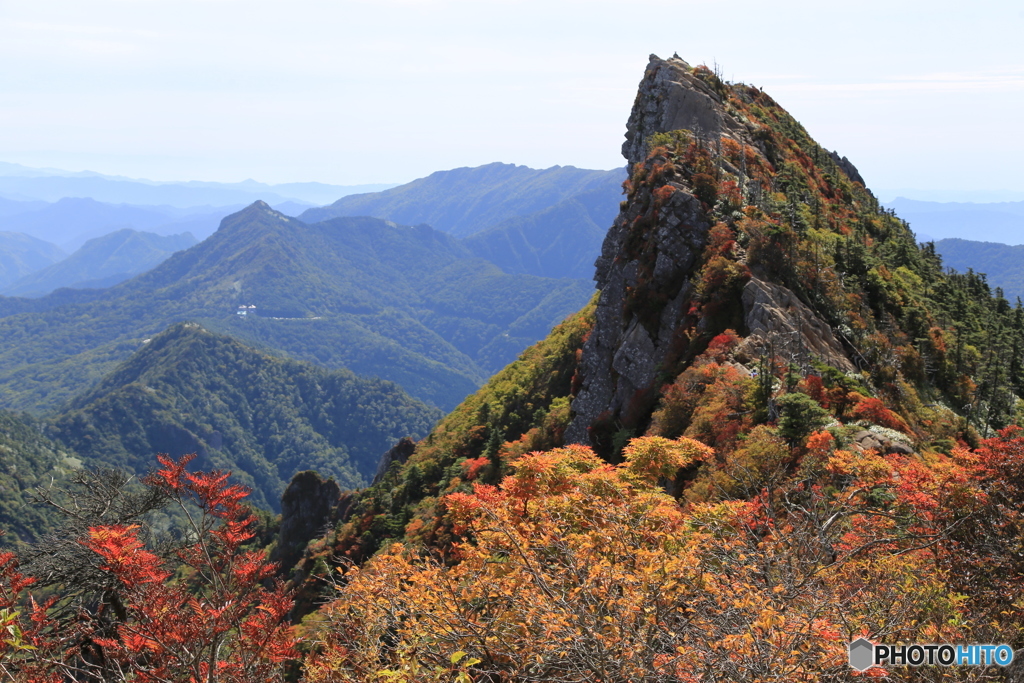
[563,151,710,443]
[566,54,862,445]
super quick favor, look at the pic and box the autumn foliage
[299,430,1024,681]
[1,432,1024,681]
[0,454,297,682]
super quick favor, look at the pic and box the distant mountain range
[889,197,1024,245]
[0,197,48,218]
[303,162,625,232]
[302,162,625,279]
[0,232,66,288]
[0,161,394,207]
[0,202,592,414]
[0,160,624,528]
[0,196,305,249]
[0,161,629,297]
[934,238,1024,302]
[1,229,197,297]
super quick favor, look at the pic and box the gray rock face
[828,151,866,187]
[372,437,417,486]
[565,183,709,444]
[622,55,752,165]
[738,278,856,374]
[568,54,746,445]
[850,429,914,455]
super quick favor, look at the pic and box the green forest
[49,322,442,511]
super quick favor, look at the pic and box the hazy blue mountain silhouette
[2,229,197,297]
[0,203,592,413]
[302,163,624,238]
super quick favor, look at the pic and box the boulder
[850,429,914,455]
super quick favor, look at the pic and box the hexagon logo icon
[849,638,875,671]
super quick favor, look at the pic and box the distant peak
[242,199,286,218]
[160,321,208,338]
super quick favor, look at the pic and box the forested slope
[48,322,442,511]
[301,162,622,237]
[461,183,622,279]
[0,411,80,548]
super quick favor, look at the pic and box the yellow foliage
[304,434,976,682]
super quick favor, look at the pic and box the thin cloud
[770,68,1024,94]
[69,39,139,56]
[3,19,161,38]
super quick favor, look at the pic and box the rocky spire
[621,54,753,166]
[565,54,857,446]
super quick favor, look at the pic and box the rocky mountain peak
[622,55,754,166]
[566,54,869,447]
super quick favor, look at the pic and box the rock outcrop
[738,278,856,374]
[273,470,341,572]
[828,151,866,187]
[372,437,417,486]
[622,55,753,165]
[565,177,709,444]
[849,429,914,455]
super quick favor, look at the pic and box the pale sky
[1,0,1022,196]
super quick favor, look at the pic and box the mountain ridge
[0,232,66,289]
[1,229,197,298]
[933,237,1024,302]
[890,196,1024,244]
[300,162,624,238]
[0,162,394,207]
[0,202,592,413]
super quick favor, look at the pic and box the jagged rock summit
[566,54,868,444]
[621,55,754,165]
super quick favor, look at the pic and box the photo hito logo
[849,638,1015,671]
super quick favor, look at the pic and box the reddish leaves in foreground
[0,454,297,682]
